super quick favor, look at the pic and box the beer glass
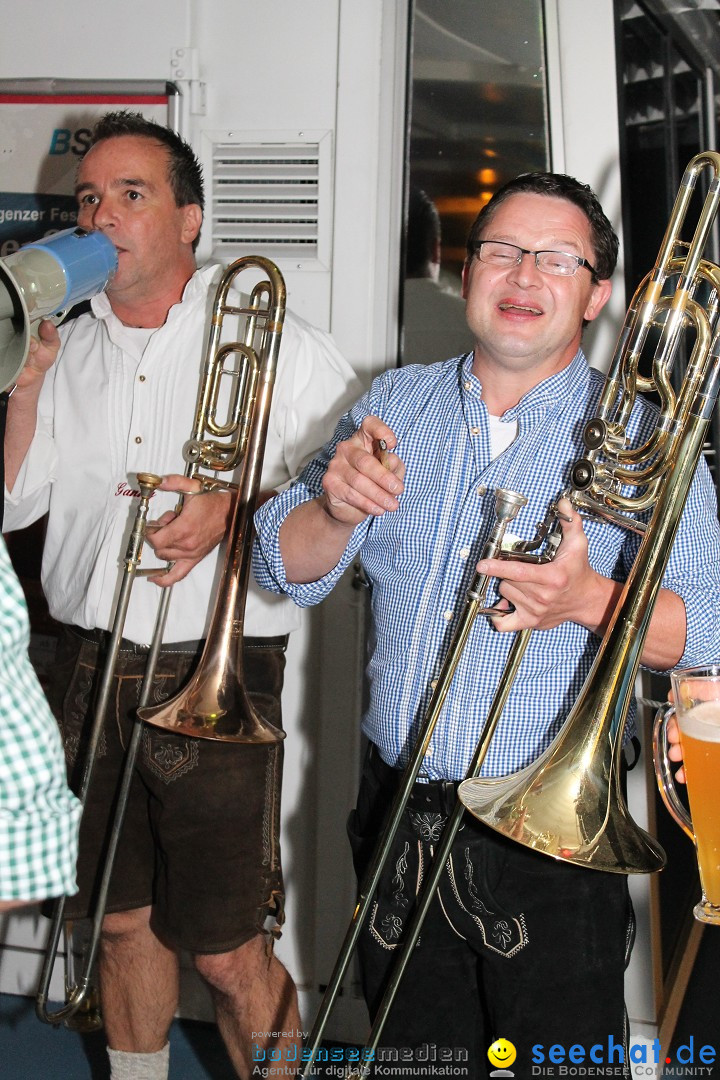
[654,665,720,925]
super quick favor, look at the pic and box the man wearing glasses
[253,173,720,1076]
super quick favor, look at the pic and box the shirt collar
[459,348,590,420]
[89,264,214,327]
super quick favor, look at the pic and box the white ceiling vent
[205,131,332,269]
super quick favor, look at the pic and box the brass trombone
[302,152,720,1078]
[35,256,286,1026]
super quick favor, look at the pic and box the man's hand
[476,497,607,633]
[5,319,64,493]
[476,495,687,669]
[320,415,405,527]
[16,320,62,391]
[144,474,234,586]
[665,686,687,784]
[278,415,404,585]
[666,712,686,784]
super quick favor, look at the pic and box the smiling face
[462,192,611,412]
[75,134,202,325]
[487,1038,517,1069]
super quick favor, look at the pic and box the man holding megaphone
[0,226,118,394]
[0,227,117,523]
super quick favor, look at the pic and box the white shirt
[4,263,362,643]
[487,413,518,458]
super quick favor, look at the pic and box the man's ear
[584,277,612,323]
[461,259,472,300]
[181,203,203,246]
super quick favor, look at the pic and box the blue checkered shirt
[254,351,720,780]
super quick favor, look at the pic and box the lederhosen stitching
[444,849,529,958]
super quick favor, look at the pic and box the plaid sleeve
[0,539,81,901]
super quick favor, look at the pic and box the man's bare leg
[195,933,301,1078]
[99,905,180,1052]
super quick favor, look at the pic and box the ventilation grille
[210,137,329,264]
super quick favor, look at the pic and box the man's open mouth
[498,301,542,315]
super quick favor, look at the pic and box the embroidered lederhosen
[348,745,529,960]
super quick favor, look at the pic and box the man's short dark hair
[89,110,205,214]
[465,172,619,282]
[406,187,441,278]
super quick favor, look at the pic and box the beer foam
[678,700,720,742]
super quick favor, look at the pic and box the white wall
[0,0,404,371]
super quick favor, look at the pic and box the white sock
[107,1044,170,1080]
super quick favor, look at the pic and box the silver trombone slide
[35,474,171,1024]
[300,490,535,1077]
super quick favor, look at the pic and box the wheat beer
[677,700,720,909]
[664,666,720,923]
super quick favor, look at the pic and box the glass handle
[652,703,694,842]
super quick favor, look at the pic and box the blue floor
[0,994,354,1078]
[1,929,719,1078]
[1,994,235,1079]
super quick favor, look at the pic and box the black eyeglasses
[473,240,598,278]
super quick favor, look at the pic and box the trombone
[35,256,286,1026]
[302,151,720,1078]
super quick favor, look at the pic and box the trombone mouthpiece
[135,473,163,498]
[493,488,528,523]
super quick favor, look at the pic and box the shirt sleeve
[265,311,365,489]
[656,456,720,668]
[618,452,720,672]
[0,538,81,900]
[253,387,376,606]
[3,345,59,533]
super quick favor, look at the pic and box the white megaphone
[0,228,118,393]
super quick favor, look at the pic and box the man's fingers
[157,473,205,495]
[556,496,577,526]
[318,417,403,527]
[477,556,550,585]
[359,415,397,453]
[148,559,191,587]
[346,439,403,491]
[145,511,178,538]
[487,599,517,631]
[325,473,399,516]
[323,430,403,519]
[36,319,62,346]
[375,446,405,484]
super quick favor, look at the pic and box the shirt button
[430,679,438,690]
[139,374,146,382]
[460,547,470,559]
[135,436,142,444]
[464,381,471,391]
[470,426,480,435]
[444,610,453,621]
[477,484,487,496]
